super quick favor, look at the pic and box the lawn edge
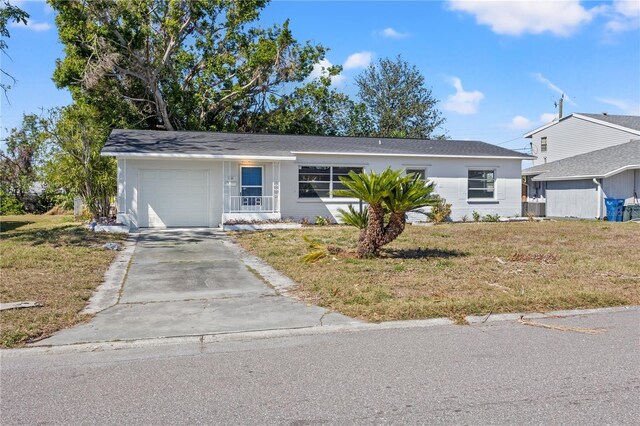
[81,233,139,314]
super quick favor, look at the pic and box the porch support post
[277,162,281,212]
[222,161,227,225]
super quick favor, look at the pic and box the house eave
[291,151,533,160]
[523,113,640,138]
[531,164,640,181]
[101,152,297,161]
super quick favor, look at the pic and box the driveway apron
[37,229,356,346]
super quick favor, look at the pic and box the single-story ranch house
[102,130,533,228]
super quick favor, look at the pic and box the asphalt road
[2,308,639,425]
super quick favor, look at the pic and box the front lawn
[0,215,127,347]
[233,221,640,322]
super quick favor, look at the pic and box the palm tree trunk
[357,203,385,257]
[383,212,406,245]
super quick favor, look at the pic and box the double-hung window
[468,170,495,199]
[540,136,548,152]
[298,166,363,198]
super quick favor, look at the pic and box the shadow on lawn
[0,221,34,233]
[1,225,124,247]
[382,247,468,259]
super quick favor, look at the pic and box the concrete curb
[81,234,138,315]
[6,305,637,355]
[464,305,638,324]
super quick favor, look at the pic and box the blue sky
[1,0,639,162]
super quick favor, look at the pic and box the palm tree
[335,168,438,257]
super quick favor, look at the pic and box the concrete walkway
[36,229,357,346]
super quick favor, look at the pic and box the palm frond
[337,205,369,229]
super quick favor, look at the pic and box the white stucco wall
[116,154,525,227]
[279,154,523,222]
[529,116,638,166]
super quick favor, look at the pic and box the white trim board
[291,151,532,160]
[103,152,297,161]
[523,113,640,138]
[532,164,640,181]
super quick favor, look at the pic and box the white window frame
[540,136,547,153]
[467,168,496,201]
[298,165,364,199]
[240,165,264,197]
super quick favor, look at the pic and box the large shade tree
[0,0,28,96]
[355,55,446,139]
[335,168,439,257]
[50,0,328,132]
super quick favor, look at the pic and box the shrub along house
[102,130,532,228]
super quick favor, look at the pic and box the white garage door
[139,169,209,227]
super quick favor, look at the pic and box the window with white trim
[540,136,547,152]
[468,170,495,199]
[298,166,363,198]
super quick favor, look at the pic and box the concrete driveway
[38,229,357,346]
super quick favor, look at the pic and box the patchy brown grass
[233,221,640,322]
[0,215,127,347]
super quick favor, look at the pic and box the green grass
[233,221,640,322]
[0,214,127,347]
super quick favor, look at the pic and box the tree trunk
[357,203,385,257]
[383,212,406,245]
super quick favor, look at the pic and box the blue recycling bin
[604,198,624,222]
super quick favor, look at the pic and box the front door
[240,166,263,207]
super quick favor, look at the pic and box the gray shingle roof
[579,113,640,132]
[102,129,533,159]
[523,140,640,181]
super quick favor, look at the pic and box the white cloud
[605,0,640,33]
[309,59,346,87]
[343,51,373,70]
[539,112,557,123]
[443,77,484,115]
[509,115,533,130]
[448,0,595,36]
[533,73,577,106]
[379,27,410,39]
[507,112,557,131]
[9,18,52,32]
[596,98,640,115]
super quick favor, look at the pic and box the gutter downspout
[593,178,602,219]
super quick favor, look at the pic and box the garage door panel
[140,169,209,227]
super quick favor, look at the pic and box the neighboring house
[523,141,640,219]
[102,130,532,228]
[523,113,640,219]
[525,113,640,166]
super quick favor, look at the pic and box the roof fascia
[101,152,297,161]
[291,151,533,160]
